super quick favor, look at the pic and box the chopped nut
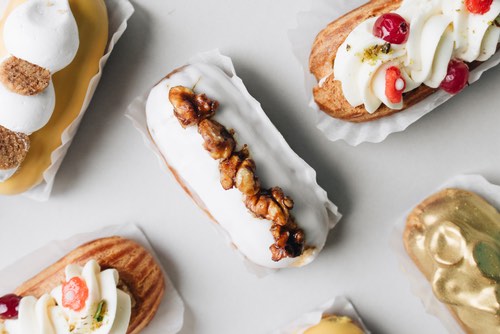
[220,151,244,190]
[0,125,30,170]
[235,158,260,196]
[244,187,293,226]
[198,119,235,160]
[0,57,51,96]
[270,223,305,261]
[219,147,260,195]
[169,86,218,127]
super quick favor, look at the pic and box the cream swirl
[3,261,131,334]
[333,0,500,114]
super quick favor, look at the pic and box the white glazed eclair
[145,57,339,269]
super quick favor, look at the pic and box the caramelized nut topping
[220,149,246,190]
[219,147,260,196]
[244,187,293,227]
[170,86,306,261]
[169,86,218,128]
[235,159,261,196]
[198,119,235,160]
[270,223,305,261]
[0,125,30,170]
[0,57,50,96]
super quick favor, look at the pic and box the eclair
[143,58,338,269]
[310,0,500,122]
[0,237,165,334]
[304,316,364,334]
[0,0,109,194]
[404,189,500,333]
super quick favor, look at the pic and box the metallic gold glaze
[304,315,363,334]
[404,189,500,333]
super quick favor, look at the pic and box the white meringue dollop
[0,78,55,134]
[3,0,79,72]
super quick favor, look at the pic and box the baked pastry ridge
[404,189,500,333]
[310,0,500,122]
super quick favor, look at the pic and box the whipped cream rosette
[127,50,341,272]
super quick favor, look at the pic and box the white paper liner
[273,296,370,334]
[0,223,185,334]
[126,50,341,276]
[289,0,500,146]
[392,174,500,334]
[0,0,136,200]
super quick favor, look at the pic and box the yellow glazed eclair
[304,315,364,334]
[0,0,108,195]
[0,237,165,334]
[404,189,500,334]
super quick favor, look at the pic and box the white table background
[2,1,500,333]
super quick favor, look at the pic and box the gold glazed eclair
[404,189,500,334]
[0,0,108,195]
[0,237,165,334]
[310,0,500,122]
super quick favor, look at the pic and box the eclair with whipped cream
[0,237,165,334]
[144,60,338,269]
[0,0,108,194]
[310,0,500,122]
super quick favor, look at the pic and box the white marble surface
[1,0,500,333]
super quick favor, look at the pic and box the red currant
[465,0,493,15]
[0,294,21,320]
[386,66,406,104]
[373,13,410,44]
[440,59,469,95]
